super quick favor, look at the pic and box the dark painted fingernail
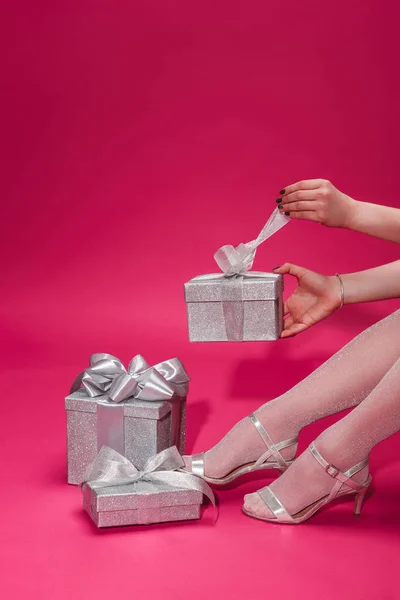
[285,211,290,216]
[278,203,283,209]
[276,198,282,203]
[280,189,285,195]
[273,266,280,270]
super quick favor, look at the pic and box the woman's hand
[277,179,357,228]
[275,263,342,337]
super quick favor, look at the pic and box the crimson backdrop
[1,2,400,599]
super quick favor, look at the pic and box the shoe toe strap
[257,487,295,523]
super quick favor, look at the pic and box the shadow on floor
[185,397,212,449]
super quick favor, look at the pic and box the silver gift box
[83,480,202,527]
[184,272,284,342]
[65,391,186,485]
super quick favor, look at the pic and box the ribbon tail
[214,207,290,276]
[150,472,218,523]
[142,445,184,472]
[251,206,290,248]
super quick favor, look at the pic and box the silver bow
[214,207,289,276]
[70,353,189,403]
[82,445,217,522]
[210,207,289,340]
[70,354,189,447]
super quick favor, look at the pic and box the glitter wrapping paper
[83,480,203,527]
[184,272,283,341]
[65,390,187,485]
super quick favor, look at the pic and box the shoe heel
[353,488,368,516]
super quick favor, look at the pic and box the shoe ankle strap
[308,442,369,491]
[309,443,341,477]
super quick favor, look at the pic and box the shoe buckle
[325,463,340,478]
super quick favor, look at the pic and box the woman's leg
[244,354,400,518]
[186,309,400,478]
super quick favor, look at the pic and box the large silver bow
[214,207,289,276]
[70,353,189,403]
[82,445,217,521]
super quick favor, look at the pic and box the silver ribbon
[70,354,190,449]
[213,207,289,340]
[81,445,217,523]
[214,207,290,276]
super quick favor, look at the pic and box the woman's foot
[183,403,299,480]
[243,434,369,520]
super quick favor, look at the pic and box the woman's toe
[243,491,274,519]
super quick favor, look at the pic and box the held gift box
[184,207,289,342]
[184,272,284,342]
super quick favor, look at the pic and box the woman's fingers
[284,211,320,222]
[274,262,306,279]
[281,321,309,338]
[279,201,316,213]
[281,179,325,195]
[282,309,309,337]
[277,187,324,221]
[281,190,317,204]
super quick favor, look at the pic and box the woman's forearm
[330,261,400,304]
[347,200,400,243]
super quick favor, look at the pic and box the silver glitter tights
[197,309,400,479]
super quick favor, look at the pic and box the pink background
[2,1,400,598]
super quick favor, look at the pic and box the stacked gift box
[66,353,214,527]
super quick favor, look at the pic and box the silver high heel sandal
[242,441,372,524]
[184,413,298,486]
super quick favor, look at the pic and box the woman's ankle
[315,428,369,475]
[255,402,301,443]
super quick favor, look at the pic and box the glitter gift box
[83,479,203,527]
[81,446,215,528]
[184,272,284,342]
[65,354,189,485]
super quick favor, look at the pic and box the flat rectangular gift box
[65,391,186,485]
[184,272,283,342]
[83,480,203,527]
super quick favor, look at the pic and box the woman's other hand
[274,263,342,337]
[277,179,356,228]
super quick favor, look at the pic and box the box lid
[65,389,172,419]
[88,480,203,512]
[184,272,283,302]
